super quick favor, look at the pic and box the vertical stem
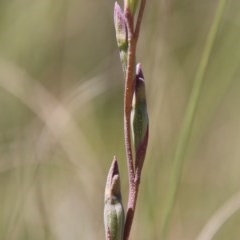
[123,1,146,239]
[124,8,135,197]
[160,0,228,239]
[123,14,137,240]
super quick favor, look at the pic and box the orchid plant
[104,1,148,240]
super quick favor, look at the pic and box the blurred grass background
[0,0,240,240]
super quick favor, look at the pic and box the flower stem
[123,1,146,239]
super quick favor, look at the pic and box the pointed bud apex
[104,157,124,240]
[131,64,149,170]
[134,64,147,103]
[114,2,128,52]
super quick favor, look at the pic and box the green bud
[131,64,149,168]
[127,0,139,15]
[104,157,124,240]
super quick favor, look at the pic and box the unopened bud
[114,2,128,52]
[131,64,149,170]
[126,0,139,15]
[104,157,124,240]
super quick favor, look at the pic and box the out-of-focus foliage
[0,0,240,240]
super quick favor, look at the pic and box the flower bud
[126,0,139,15]
[131,64,149,170]
[104,157,124,240]
[114,2,128,52]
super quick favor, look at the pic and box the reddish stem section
[134,0,146,40]
[123,1,146,240]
